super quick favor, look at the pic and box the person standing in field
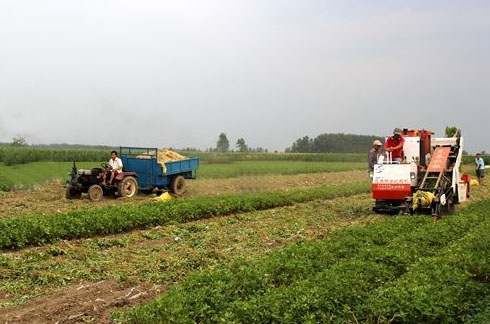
[385,128,405,163]
[475,152,485,185]
[368,140,383,180]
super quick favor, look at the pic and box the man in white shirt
[108,150,123,185]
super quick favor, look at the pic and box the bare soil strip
[0,280,161,324]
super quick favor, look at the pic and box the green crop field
[0,183,488,323]
[0,146,108,166]
[0,161,100,190]
[116,198,490,324]
[0,150,488,324]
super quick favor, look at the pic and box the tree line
[287,133,383,153]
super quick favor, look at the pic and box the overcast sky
[0,0,489,152]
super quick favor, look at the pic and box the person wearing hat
[368,139,383,179]
[385,128,405,163]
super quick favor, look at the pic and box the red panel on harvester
[427,147,451,173]
[372,184,411,200]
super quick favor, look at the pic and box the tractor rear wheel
[118,176,138,198]
[66,185,81,199]
[170,175,186,196]
[88,185,103,202]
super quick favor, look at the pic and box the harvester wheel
[170,175,186,196]
[118,176,138,198]
[88,185,103,202]
[66,185,81,199]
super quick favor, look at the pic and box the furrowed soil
[0,170,366,218]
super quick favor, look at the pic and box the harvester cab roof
[372,128,469,219]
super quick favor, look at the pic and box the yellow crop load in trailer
[137,149,187,174]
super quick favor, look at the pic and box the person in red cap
[385,128,405,163]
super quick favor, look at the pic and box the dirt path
[0,170,366,218]
[0,281,160,324]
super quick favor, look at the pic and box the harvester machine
[372,128,470,219]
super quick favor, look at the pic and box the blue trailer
[120,147,199,195]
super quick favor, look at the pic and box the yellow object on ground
[412,190,436,210]
[153,192,172,202]
[470,179,480,187]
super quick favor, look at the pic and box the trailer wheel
[170,175,186,196]
[88,185,103,202]
[118,176,138,198]
[66,185,81,199]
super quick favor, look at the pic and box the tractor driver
[107,150,123,185]
[385,128,405,163]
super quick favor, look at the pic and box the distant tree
[236,138,248,152]
[216,133,230,152]
[291,136,313,152]
[10,136,28,147]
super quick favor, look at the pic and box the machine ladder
[418,146,457,218]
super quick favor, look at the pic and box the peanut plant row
[0,182,370,250]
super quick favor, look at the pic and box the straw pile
[136,149,186,174]
[157,150,186,163]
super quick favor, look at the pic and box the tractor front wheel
[88,185,103,202]
[66,185,81,199]
[118,176,138,198]
[170,175,186,196]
